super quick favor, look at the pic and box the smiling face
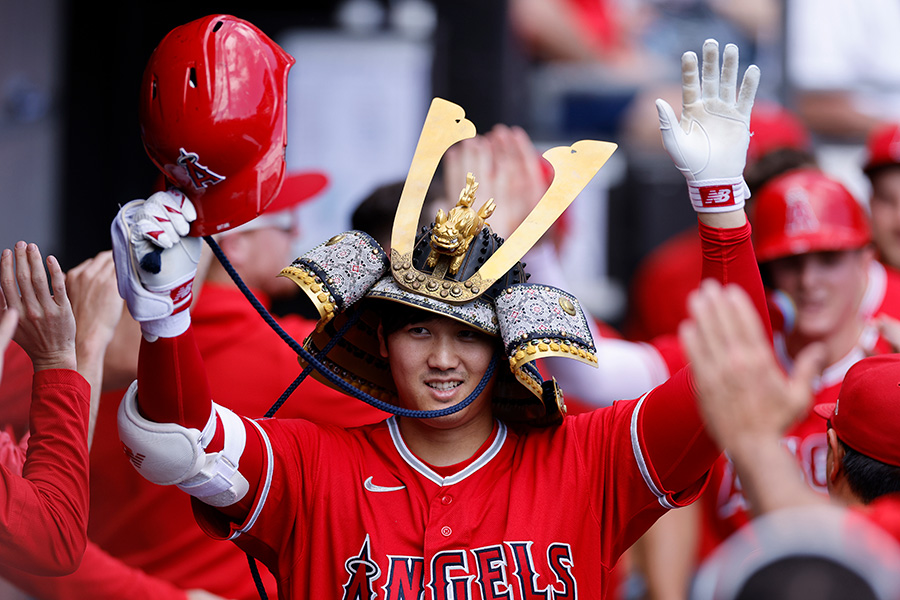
[767,248,871,344]
[379,313,497,431]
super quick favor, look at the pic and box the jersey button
[441,526,452,537]
[441,495,453,505]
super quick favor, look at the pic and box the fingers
[14,242,42,313]
[0,307,17,356]
[655,98,679,134]
[46,254,70,309]
[791,342,826,393]
[719,43,739,103]
[700,39,720,101]
[680,50,701,108]
[0,248,15,312]
[737,64,760,117]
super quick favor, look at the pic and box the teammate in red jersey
[0,242,91,575]
[863,122,900,273]
[680,278,900,595]
[690,167,900,561]
[111,39,764,599]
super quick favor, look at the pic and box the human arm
[679,279,828,515]
[0,538,234,600]
[66,250,123,445]
[0,242,91,575]
[111,192,263,522]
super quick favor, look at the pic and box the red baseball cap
[813,354,900,467]
[863,122,900,175]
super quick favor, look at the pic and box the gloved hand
[111,189,202,340]
[656,39,760,213]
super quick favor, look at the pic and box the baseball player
[0,242,91,575]
[681,278,900,562]
[692,167,900,561]
[110,39,763,599]
[863,122,900,273]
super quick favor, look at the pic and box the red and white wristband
[688,176,748,213]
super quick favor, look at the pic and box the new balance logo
[700,185,736,207]
[123,445,146,469]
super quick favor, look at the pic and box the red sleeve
[698,220,772,339]
[0,342,34,439]
[0,540,188,600]
[638,220,769,495]
[0,369,90,576]
[136,327,264,519]
[137,328,213,429]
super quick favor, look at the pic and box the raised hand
[443,124,548,240]
[111,189,203,339]
[679,280,823,448]
[0,242,76,372]
[656,39,760,214]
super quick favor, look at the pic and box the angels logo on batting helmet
[750,168,871,262]
[139,14,294,236]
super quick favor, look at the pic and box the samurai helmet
[280,99,617,425]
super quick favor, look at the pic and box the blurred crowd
[5,2,900,599]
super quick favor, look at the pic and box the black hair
[378,301,435,337]
[735,555,877,600]
[839,439,900,504]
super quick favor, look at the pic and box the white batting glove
[656,39,760,213]
[111,189,202,339]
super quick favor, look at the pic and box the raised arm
[680,279,827,515]
[0,242,91,575]
[65,250,123,446]
[111,191,263,521]
[634,39,770,493]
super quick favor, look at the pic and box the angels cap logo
[784,187,820,235]
[177,148,226,190]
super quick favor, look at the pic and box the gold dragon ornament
[426,172,496,276]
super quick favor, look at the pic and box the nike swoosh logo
[364,476,406,493]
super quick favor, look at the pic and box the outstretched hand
[67,250,123,358]
[0,242,76,372]
[443,124,548,240]
[679,280,824,449]
[656,39,759,219]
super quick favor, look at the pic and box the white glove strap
[687,176,748,213]
[140,310,191,341]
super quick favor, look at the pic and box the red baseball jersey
[129,220,765,600]
[0,369,90,576]
[193,367,715,600]
[696,259,900,558]
[858,493,900,545]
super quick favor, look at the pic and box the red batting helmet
[139,15,295,236]
[750,168,871,262]
[863,122,900,175]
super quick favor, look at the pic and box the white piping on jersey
[630,393,678,510]
[386,416,507,486]
[228,419,274,541]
